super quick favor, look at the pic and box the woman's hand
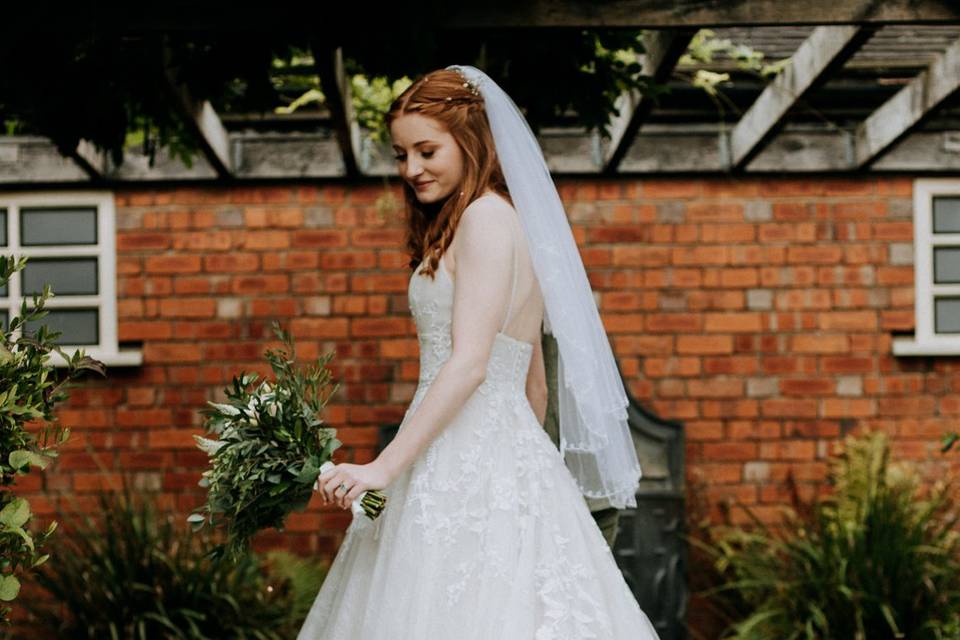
[316,460,392,510]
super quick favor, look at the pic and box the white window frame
[894,178,960,356]
[1,190,142,367]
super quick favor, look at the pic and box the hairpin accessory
[451,68,481,96]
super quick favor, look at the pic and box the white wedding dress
[297,228,661,639]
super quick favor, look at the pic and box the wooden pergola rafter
[7,1,960,183]
[70,139,109,180]
[162,45,234,179]
[18,0,960,31]
[601,29,697,175]
[726,25,877,170]
[311,45,365,178]
[854,35,960,168]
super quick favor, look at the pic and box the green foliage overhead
[0,25,656,168]
[1,9,793,171]
[0,30,309,168]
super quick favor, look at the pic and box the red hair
[386,69,512,280]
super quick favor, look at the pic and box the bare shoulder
[450,193,516,272]
[460,192,516,233]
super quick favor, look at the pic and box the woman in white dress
[300,66,661,640]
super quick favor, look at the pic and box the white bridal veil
[447,64,642,509]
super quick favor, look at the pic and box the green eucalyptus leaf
[9,449,48,471]
[0,344,13,366]
[0,575,20,602]
[0,498,31,529]
[295,459,321,484]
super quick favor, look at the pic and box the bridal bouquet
[188,322,387,561]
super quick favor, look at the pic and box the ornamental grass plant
[25,482,327,640]
[689,430,960,640]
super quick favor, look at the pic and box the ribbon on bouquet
[316,461,388,539]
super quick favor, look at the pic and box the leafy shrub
[27,485,327,639]
[691,430,960,640]
[0,256,103,620]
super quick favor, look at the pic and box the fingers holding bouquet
[317,461,392,511]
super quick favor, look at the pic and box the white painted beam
[71,138,109,179]
[602,29,696,174]
[162,50,233,178]
[313,45,364,177]
[441,0,960,28]
[854,35,960,168]
[729,26,873,170]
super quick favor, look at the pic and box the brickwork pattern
[28,177,960,563]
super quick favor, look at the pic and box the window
[1,191,142,366]
[894,179,960,356]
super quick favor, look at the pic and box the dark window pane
[23,308,99,345]
[0,209,6,246]
[934,247,960,283]
[0,311,6,333]
[933,197,960,234]
[23,258,98,296]
[21,207,97,246]
[935,297,960,334]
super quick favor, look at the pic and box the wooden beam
[441,0,960,28]
[602,29,696,175]
[728,26,874,170]
[15,122,960,185]
[162,48,233,179]
[160,93,232,179]
[9,1,960,33]
[69,138,109,180]
[312,45,363,178]
[854,36,960,168]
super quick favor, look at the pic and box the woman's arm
[375,196,518,483]
[526,333,548,425]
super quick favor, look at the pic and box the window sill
[892,338,960,356]
[48,346,143,368]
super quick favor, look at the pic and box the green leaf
[942,431,959,453]
[0,575,20,601]
[295,458,322,484]
[11,526,35,551]
[0,498,31,529]
[9,449,48,471]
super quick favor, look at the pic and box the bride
[298,65,661,640]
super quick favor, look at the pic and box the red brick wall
[29,176,960,562]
